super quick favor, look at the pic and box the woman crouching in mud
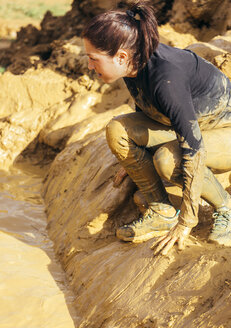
[82,0,231,255]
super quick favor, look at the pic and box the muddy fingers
[151,224,191,256]
[113,167,128,187]
[150,234,167,250]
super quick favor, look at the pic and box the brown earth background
[0,1,231,327]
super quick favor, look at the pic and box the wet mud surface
[0,0,230,327]
[0,163,77,327]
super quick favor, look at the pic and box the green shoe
[208,207,231,246]
[116,208,180,243]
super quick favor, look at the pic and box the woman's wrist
[176,223,191,236]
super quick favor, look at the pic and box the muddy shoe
[208,207,231,246]
[116,208,180,243]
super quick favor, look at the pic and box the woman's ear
[116,49,129,65]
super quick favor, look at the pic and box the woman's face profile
[83,38,130,83]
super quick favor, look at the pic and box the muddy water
[0,163,77,328]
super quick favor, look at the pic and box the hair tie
[126,9,141,21]
[126,10,135,18]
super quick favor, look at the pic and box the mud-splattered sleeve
[153,76,206,228]
[176,134,206,228]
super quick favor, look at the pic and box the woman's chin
[101,76,118,84]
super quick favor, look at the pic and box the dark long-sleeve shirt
[124,43,231,227]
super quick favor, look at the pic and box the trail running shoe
[116,208,180,243]
[208,207,231,246]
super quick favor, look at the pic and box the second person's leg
[153,127,231,245]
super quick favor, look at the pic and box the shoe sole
[116,229,170,243]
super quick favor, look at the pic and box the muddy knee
[106,118,130,160]
[153,146,177,181]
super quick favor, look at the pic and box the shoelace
[212,211,231,231]
[129,208,180,227]
[130,209,154,227]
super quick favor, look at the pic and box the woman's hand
[151,223,191,256]
[113,167,128,187]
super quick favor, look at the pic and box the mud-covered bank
[42,132,231,328]
[0,163,77,327]
[41,34,231,327]
[0,0,230,74]
[0,0,230,327]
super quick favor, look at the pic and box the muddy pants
[106,112,231,211]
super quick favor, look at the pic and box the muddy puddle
[0,162,77,328]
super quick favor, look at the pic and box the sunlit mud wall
[0,0,231,327]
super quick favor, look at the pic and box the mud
[0,0,230,327]
[0,163,77,327]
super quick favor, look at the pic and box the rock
[170,0,231,41]
[187,31,231,78]
[214,54,231,80]
[77,0,174,24]
[187,42,227,63]
[0,68,74,169]
[159,23,198,48]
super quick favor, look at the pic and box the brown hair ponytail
[82,1,159,71]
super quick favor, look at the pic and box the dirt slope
[0,0,230,327]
